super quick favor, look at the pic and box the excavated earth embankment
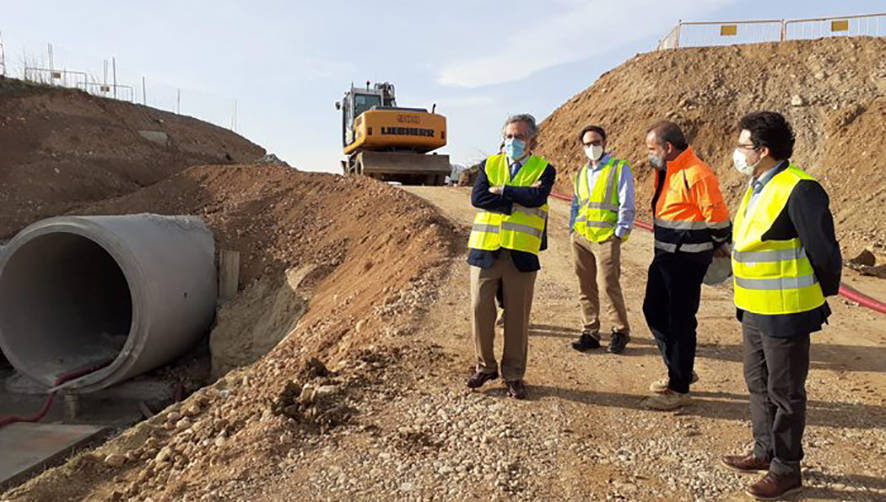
[0,78,265,239]
[536,37,886,259]
[3,164,461,501]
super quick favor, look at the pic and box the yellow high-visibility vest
[732,165,825,315]
[467,154,549,256]
[573,157,628,242]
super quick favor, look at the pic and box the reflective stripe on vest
[654,240,713,253]
[467,154,549,256]
[573,158,626,243]
[731,165,825,315]
[654,217,731,231]
[734,274,818,291]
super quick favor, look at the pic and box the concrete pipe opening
[0,215,217,393]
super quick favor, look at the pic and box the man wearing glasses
[723,111,841,500]
[569,125,635,354]
[466,114,556,399]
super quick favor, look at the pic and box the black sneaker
[607,331,630,354]
[571,332,601,352]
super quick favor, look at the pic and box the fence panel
[784,13,886,40]
[658,12,885,51]
[23,67,88,89]
[657,25,680,50]
[672,20,783,48]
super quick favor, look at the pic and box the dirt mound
[535,36,886,258]
[78,163,461,368]
[0,77,265,239]
[208,271,308,379]
[3,166,461,501]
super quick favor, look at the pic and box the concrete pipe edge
[0,214,217,393]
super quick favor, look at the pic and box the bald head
[645,120,688,152]
[645,120,688,168]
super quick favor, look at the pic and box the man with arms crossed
[465,114,556,400]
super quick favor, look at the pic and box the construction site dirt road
[3,35,886,502]
[389,186,886,501]
[10,185,883,502]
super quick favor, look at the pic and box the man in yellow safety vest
[465,114,556,399]
[569,125,635,354]
[721,111,842,500]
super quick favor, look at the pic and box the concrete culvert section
[0,214,217,393]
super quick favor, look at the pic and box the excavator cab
[335,81,450,185]
[336,81,396,147]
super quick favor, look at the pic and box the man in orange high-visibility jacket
[641,120,732,411]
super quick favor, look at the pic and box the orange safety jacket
[652,146,731,254]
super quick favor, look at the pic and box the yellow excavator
[335,81,450,185]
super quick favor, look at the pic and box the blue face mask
[504,138,526,161]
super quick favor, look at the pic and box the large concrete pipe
[0,214,217,393]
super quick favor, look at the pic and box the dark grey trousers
[643,252,708,394]
[742,315,810,476]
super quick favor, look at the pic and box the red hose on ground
[0,390,59,428]
[550,190,886,314]
[838,284,886,314]
[0,360,113,428]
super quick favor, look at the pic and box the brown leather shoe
[721,453,770,474]
[746,472,802,500]
[505,380,527,399]
[466,370,498,388]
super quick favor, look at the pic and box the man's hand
[488,185,504,195]
[531,180,542,188]
[713,243,730,257]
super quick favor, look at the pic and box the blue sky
[2,1,883,171]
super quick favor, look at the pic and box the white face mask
[584,144,604,162]
[732,148,759,176]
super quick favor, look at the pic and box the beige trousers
[470,250,537,381]
[571,233,630,338]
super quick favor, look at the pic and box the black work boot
[571,330,600,352]
[607,330,630,354]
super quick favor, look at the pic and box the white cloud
[437,0,735,88]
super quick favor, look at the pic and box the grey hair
[502,113,539,139]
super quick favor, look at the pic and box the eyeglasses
[504,133,529,141]
[582,140,603,147]
[736,143,758,151]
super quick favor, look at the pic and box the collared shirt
[585,153,635,238]
[746,160,788,214]
[508,156,527,179]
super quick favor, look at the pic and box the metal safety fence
[0,32,241,132]
[23,67,88,89]
[657,12,885,50]
[784,13,885,40]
